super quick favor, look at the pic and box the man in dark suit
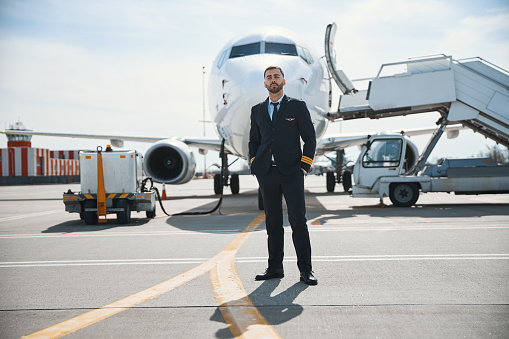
[249,65,317,285]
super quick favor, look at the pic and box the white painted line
[3,254,508,268]
[0,229,243,239]
[0,210,62,222]
[307,225,509,232]
[2,223,508,240]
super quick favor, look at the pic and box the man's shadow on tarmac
[210,279,308,338]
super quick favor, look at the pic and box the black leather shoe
[300,271,318,285]
[255,268,284,281]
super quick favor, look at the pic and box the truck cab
[352,134,425,207]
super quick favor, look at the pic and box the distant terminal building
[1,121,81,184]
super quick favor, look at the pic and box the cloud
[438,10,509,65]
[0,36,211,138]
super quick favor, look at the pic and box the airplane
[2,23,463,205]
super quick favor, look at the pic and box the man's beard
[268,82,284,94]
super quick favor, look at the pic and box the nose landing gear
[213,143,240,195]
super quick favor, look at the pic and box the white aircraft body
[2,23,462,195]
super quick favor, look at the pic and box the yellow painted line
[311,219,322,226]
[23,213,276,339]
[107,194,116,199]
[419,217,433,223]
[84,194,94,199]
[119,193,129,199]
[209,212,280,338]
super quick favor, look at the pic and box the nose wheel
[325,170,352,192]
[213,145,240,195]
[213,173,240,195]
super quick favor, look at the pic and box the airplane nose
[236,59,297,99]
[241,69,266,100]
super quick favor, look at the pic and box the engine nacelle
[144,139,196,184]
[403,138,419,172]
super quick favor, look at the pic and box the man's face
[264,69,285,94]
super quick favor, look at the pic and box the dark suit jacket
[249,95,316,176]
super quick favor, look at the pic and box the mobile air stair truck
[63,146,157,224]
[324,42,509,206]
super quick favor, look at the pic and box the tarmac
[1,175,508,338]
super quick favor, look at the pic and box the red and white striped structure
[0,147,80,177]
[1,121,81,177]
[50,150,80,160]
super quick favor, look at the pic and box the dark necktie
[271,102,279,122]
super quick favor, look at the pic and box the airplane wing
[0,130,165,143]
[316,125,464,156]
[0,129,223,152]
[180,138,223,152]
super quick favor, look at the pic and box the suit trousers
[256,166,312,272]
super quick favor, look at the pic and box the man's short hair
[264,66,284,78]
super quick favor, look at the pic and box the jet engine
[144,139,196,184]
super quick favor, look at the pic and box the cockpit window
[217,49,228,68]
[229,42,261,58]
[265,42,297,56]
[227,41,308,62]
[297,46,313,64]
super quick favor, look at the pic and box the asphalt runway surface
[1,175,508,338]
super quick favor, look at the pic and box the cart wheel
[230,174,239,194]
[326,172,336,192]
[83,200,98,225]
[117,199,131,224]
[389,183,419,207]
[146,209,156,219]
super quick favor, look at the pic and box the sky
[1,0,508,173]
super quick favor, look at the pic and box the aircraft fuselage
[208,26,331,159]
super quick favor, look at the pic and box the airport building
[0,121,81,184]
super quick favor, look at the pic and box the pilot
[249,65,317,285]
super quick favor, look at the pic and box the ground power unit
[63,146,156,224]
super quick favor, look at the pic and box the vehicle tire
[258,187,264,210]
[146,209,156,219]
[117,199,131,224]
[342,170,352,192]
[389,183,419,207]
[83,200,97,225]
[214,174,221,195]
[326,172,336,192]
[230,174,239,194]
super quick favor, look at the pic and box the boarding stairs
[327,55,509,148]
